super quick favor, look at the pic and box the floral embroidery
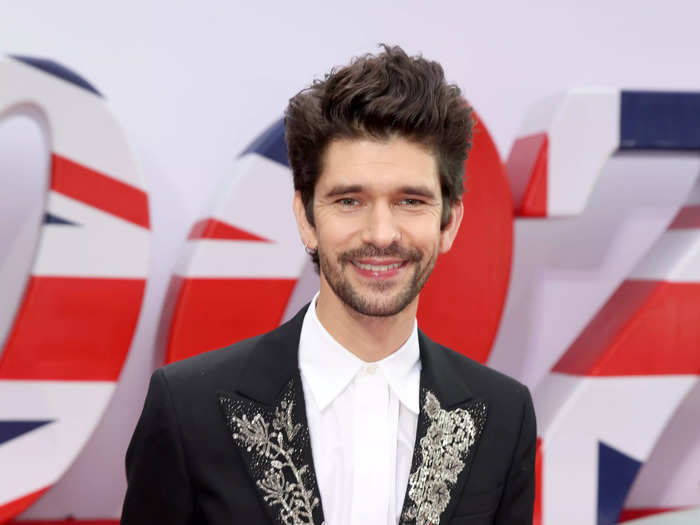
[219,382,323,525]
[401,391,487,524]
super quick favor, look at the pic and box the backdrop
[1,1,699,524]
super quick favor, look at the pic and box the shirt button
[365,364,377,375]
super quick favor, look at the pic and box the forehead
[317,136,440,192]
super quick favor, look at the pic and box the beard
[318,242,437,317]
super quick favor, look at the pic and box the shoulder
[157,332,264,390]
[154,304,308,398]
[441,342,530,401]
[419,331,533,426]
[428,340,536,451]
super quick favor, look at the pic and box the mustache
[339,243,422,263]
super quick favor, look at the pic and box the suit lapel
[215,307,487,524]
[399,331,488,524]
[217,306,325,525]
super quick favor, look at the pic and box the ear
[293,191,318,249]
[439,199,463,254]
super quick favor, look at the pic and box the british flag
[503,89,700,524]
[0,56,150,521]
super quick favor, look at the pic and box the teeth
[353,261,402,271]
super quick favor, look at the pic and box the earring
[304,243,317,255]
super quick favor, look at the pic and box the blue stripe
[0,420,53,446]
[597,441,642,525]
[620,91,700,150]
[11,55,102,97]
[44,213,78,226]
[240,118,289,167]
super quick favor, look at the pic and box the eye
[400,198,424,207]
[336,197,360,207]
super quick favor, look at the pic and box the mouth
[350,259,407,279]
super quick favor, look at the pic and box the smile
[351,261,404,272]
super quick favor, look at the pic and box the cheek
[402,217,442,246]
[316,215,362,248]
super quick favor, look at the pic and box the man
[122,45,536,525]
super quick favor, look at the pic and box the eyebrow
[324,184,363,198]
[323,184,438,200]
[399,185,438,200]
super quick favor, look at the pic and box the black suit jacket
[122,305,536,524]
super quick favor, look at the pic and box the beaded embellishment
[401,390,487,524]
[219,381,323,525]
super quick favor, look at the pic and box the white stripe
[179,239,307,278]
[31,191,150,277]
[629,229,700,282]
[537,373,696,458]
[0,380,114,507]
[547,87,621,216]
[0,58,144,191]
[684,180,700,206]
[515,92,565,137]
[46,190,147,230]
[33,226,150,277]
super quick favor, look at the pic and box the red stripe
[533,438,542,525]
[187,218,270,241]
[553,280,700,376]
[165,278,297,364]
[0,277,145,381]
[0,487,49,524]
[668,205,700,229]
[51,154,150,229]
[618,507,689,521]
[506,133,548,217]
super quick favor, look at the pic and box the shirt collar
[298,293,421,414]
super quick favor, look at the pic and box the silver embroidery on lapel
[219,384,323,525]
[402,391,484,525]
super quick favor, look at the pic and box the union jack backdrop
[0,56,150,521]
[0,56,698,525]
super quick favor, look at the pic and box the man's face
[295,136,463,317]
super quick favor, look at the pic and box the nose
[361,201,400,248]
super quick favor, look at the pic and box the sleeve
[493,386,537,525]
[121,368,194,524]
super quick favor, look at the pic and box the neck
[314,280,417,363]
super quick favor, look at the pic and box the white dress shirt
[298,294,421,525]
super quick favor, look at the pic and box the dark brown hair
[285,44,474,232]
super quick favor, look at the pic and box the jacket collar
[234,303,474,410]
[417,330,474,408]
[234,305,308,405]
[401,332,485,524]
